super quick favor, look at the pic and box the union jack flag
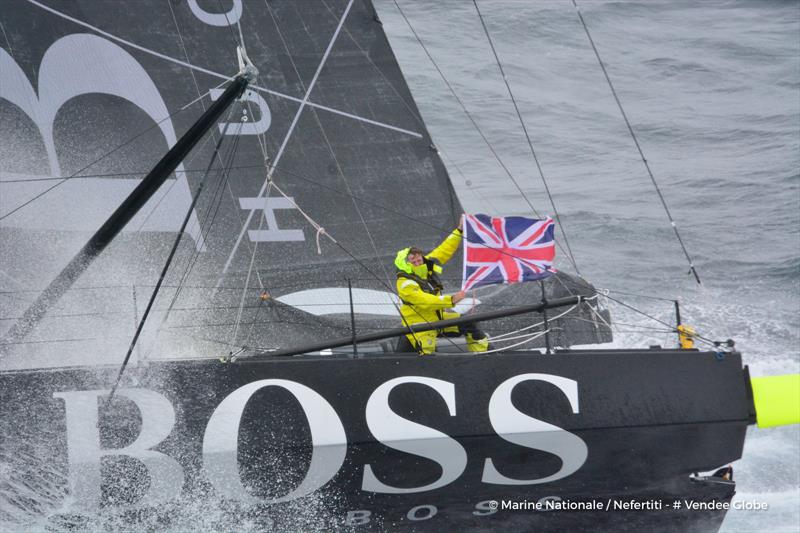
[462,214,556,291]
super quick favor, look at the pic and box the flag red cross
[463,215,555,290]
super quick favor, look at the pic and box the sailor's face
[407,253,424,267]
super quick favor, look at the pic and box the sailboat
[1,1,796,531]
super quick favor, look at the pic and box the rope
[254,0,456,352]
[324,0,475,223]
[392,0,581,272]
[602,292,673,330]
[481,329,550,354]
[1,147,569,277]
[264,162,569,276]
[167,0,206,112]
[472,0,581,275]
[599,291,723,347]
[584,296,614,331]
[315,227,326,255]
[571,0,700,284]
[170,0,270,351]
[132,132,218,235]
[252,178,467,353]
[140,114,242,361]
[107,114,239,400]
[229,178,271,349]
[490,298,590,340]
[600,287,678,303]
[0,164,267,182]
[569,314,674,334]
[490,329,551,344]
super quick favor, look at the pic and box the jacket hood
[394,247,432,278]
[394,247,413,273]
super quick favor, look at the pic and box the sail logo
[237,196,305,242]
[0,34,204,246]
[54,373,587,511]
[187,0,243,26]
[210,88,272,136]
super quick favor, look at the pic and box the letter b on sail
[0,34,203,246]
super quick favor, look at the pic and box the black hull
[1,349,749,531]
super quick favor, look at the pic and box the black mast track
[1,74,251,351]
[257,295,582,358]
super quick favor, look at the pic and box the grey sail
[0,0,609,366]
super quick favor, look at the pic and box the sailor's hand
[451,290,466,304]
[457,217,464,232]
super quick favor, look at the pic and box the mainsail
[0,0,608,369]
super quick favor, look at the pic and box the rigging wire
[328,0,424,126]
[599,291,722,347]
[228,179,272,350]
[220,0,295,350]
[0,165,238,182]
[602,292,673,330]
[259,162,571,274]
[132,132,218,236]
[168,0,206,111]
[571,0,701,284]
[266,0,394,286]
[4,158,583,287]
[170,0,266,316]
[321,0,473,224]
[600,287,678,303]
[235,0,459,352]
[142,118,245,360]
[181,126,245,278]
[216,0,246,51]
[482,329,550,354]
[108,116,240,399]
[0,85,225,222]
[213,0,358,282]
[392,0,583,270]
[0,20,14,55]
[1,6,705,356]
[472,0,581,275]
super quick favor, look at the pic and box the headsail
[0,0,609,367]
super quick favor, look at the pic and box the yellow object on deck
[677,324,696,349]
[751,374,800,428]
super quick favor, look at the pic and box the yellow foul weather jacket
[394,230,462,344]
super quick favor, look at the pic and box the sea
[376,0,799,532]
[1,1,797,532]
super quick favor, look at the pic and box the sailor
[394,220,489,355]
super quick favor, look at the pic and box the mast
[1,49,258,351]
